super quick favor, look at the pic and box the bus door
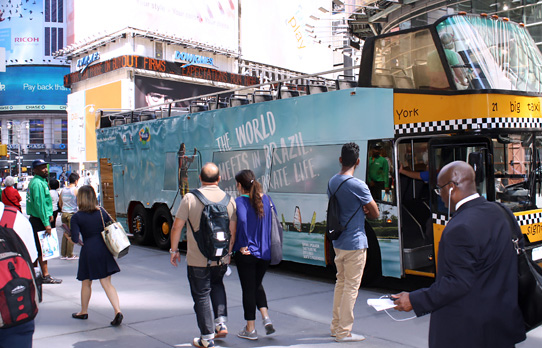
[396,138,434,277]
[99,158,117,219]
[428,136,494,268]
[113,164,126,216]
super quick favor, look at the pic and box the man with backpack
[0,201,39,348]
[170,162,237,348]
[327,142,379,342]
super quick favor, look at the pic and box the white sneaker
[335,333,366,342]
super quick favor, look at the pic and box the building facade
[0,0,69,178]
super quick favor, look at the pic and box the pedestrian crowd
[0,143,533,348]
[0,160,121,348]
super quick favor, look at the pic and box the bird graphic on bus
[293,206,302,232]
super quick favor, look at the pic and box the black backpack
[0,221,39,328]
[188,189,231,265]
[326,177,362,241]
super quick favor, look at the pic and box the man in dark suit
[393,161,526,347]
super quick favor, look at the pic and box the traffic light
[0,144,7,157]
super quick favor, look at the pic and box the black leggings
[234,253,270,321]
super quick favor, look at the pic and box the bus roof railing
[98,65,360,128]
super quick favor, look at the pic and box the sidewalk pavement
[32,238,542,348]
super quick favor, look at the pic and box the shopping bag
[37,229,60,261]
[99,209,130,258]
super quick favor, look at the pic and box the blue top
[233,194,274,260]
[327,174,373,250]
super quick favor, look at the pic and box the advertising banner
[0,0,45,63]
[240,0,334,73]
[134,76,228,109]
[67,91,86,163]
[64,55,259,87]
[68,0,238,52]
[0,66,70,111]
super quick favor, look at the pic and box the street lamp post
[7,121,29,178]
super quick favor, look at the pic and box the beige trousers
[331,248,367,339]
[60,212,75,257]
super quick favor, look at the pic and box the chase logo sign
[139,127,151,145]
[174,51,216,69]
[77,52,100,74]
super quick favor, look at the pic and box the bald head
[438,161,478,210]
[200,162,220,184]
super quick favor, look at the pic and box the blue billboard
[0,66,70,111]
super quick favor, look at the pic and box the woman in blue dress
[234,169,276,340]
[70,186,123,326]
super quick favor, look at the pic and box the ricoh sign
[14,37,40,43]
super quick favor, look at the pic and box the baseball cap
[32,159,49,168]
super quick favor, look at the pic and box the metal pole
[18,144,21,178]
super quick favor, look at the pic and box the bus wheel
[131,204,152,245]
[152,205,173,250]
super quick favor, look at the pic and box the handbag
[498,203,542,331]
[99,208,130,258]
[269,199,283,266]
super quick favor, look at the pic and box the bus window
[494,133,537,211]
[430,143,489,216]
[371,29,449,90]
[397,140,429,200]
[367,140,394,203]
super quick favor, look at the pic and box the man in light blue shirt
[328,142,379,342]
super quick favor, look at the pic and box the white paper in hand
[367,298,396,311]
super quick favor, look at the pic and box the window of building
[29,120,44,144]
[6,121,14,145]
[45,0,63,23]
[53,119,67,144]
[44,0,64,57]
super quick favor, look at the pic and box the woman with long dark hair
[70,186,123,326]
[234,169,276,340]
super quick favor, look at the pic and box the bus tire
[131,204,152,245]
[152,205,173,250]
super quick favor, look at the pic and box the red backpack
[0,206,39,328]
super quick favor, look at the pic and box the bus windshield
[437,15,542,92]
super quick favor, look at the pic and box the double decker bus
[96,13,542,282]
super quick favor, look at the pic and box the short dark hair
[68,173,80,184]
[341,142,360,167]
[49,179,60,190]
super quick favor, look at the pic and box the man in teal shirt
[368,144,389,200]
[27,159,62,284]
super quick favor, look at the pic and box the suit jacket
[410,197,526,348]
